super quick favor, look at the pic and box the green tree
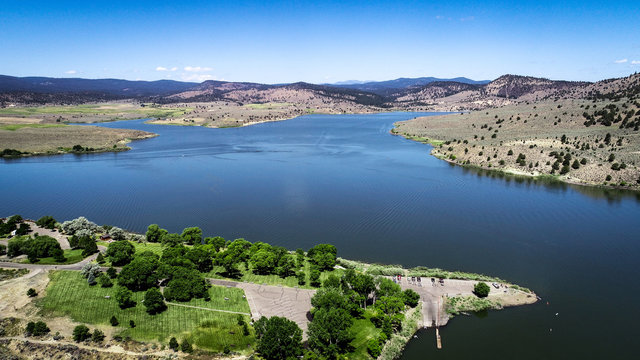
[184,246,213,272]
[115,287,136,309]
[80,236,98,257]
[473,282,490,298]
[255,316,303,360]
[110,315,119,326]
[161,233,183,247]
[27,288,37,297]
[277,254,297,278]
[145,224,167,243]
[307,307,354,358]
[130,320,136,328]
[36,215,57,229]
[251,248,277,274]
[181,227,203,245]
[309,268,321,287]
[105,240,135,266]
[144,287,167,314]
[308,244,337,271]
[367,338,382,358]
[117,256,159,291]
[402,289,420,308]
[72,325,91,342]
[205,236,226,252]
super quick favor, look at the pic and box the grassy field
[39,271,255,352]
[22,249,86,265]
[0,123,67,131]
[347,310,382,360]
[444,295,499,315]
[0,104,192,118]
[98,240,164,257]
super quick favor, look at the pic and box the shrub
[92,329,105,342]
[27,288,38,297]
[180,339,193,353]
[116,287,135,309]
[169,337,179,351]
[98,274,113,288]
[60,217,98,236]
[473,282,490,298]
[106,267,118,279]
[26,321,50,336]
[110,315,119,326]
[72,325,91,342]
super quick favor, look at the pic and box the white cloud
[156,66,168,71]
[460,16,475,22]
[184,66,213,72]
[65,70,77,74]
[614,59,628,63]
[631,60,640,65]
[170,67,178,71]
[181,73,216,82]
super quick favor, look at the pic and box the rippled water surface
[2,113,640,359]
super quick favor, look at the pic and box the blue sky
[1,0,639,83]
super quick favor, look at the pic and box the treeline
[83,223,340,315]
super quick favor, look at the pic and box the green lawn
[21,249,86,265]
[39,271,255,352]
[347,310,382,360]
[97,240,164,258]
[0,123,67,131]
[0,104,193,119]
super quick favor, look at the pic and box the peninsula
[0,215,536,359]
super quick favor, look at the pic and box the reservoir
[2,113,639,359]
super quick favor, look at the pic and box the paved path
[208,278,316,333]
[0,246,106,271]
[166,301,251,315]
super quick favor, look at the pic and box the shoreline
[0,133,158,159]
[391,128,640,193]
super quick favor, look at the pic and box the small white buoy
[555,313,558,316]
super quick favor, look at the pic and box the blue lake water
[2,112,640,359]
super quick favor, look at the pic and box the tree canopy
[106,240,135,266]
[255,316,303,360]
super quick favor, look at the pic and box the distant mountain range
[0,75,197,97]
[1,73,637,111]
[326,77,491,95]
